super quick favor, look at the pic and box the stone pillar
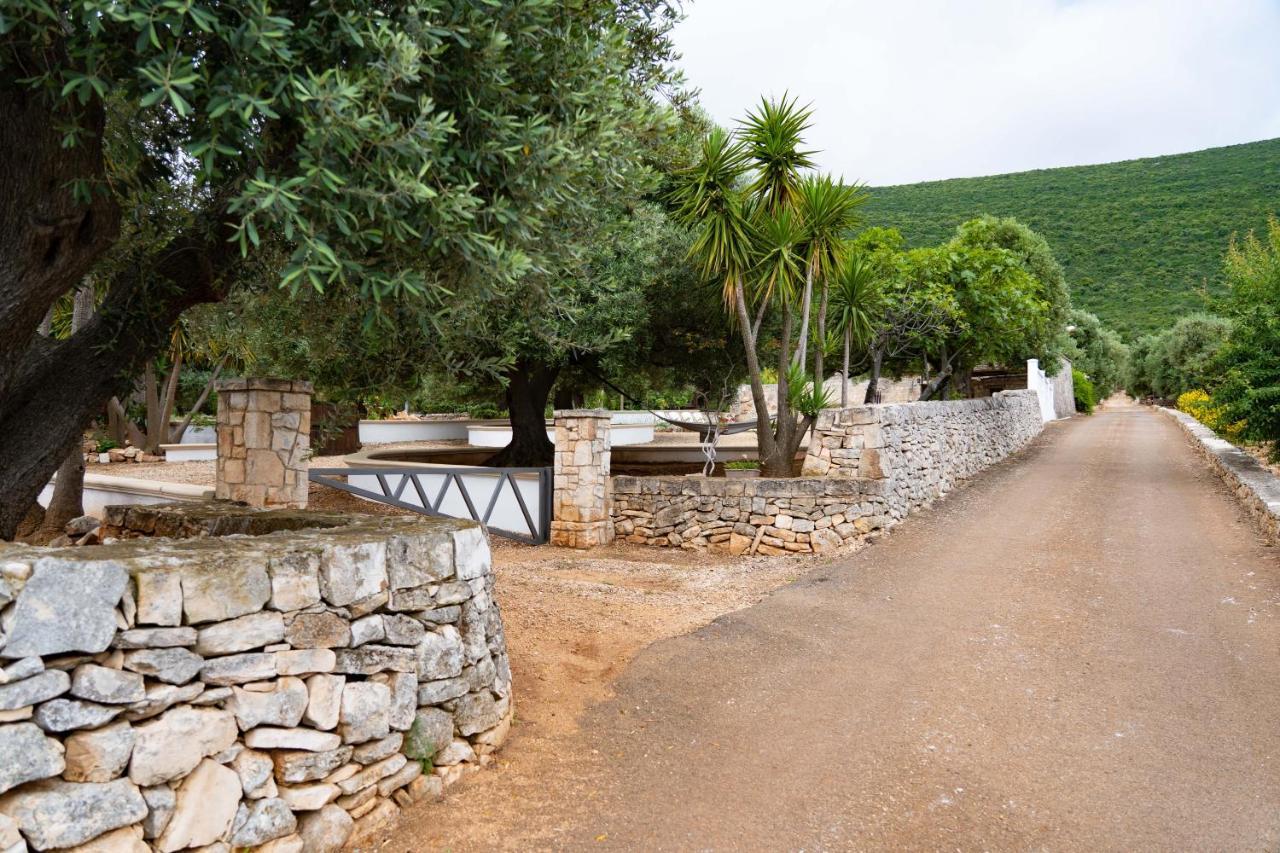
[550,410,613,549]
[215,378,312,508]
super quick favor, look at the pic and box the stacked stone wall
[0,504,510,852]
[1161,407,1280,544]
[802,389,1043,520]
[611,477,892,555]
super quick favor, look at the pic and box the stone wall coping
[612,474,889,498]
[553,409,612,419]
[1161,407,1280,541]
[48,472,216,501]
[0,504,480,579]
[214,377,314,394]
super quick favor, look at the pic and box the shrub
[1073,368,1096,414]
[1177,389,1247,443]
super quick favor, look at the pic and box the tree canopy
[0,0,684,537]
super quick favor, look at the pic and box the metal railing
[308,466,552,544]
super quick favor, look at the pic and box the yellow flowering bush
[1177,390,1248,443]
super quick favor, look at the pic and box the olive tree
[0,0,679,537]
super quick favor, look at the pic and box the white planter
[466,413,655,449]
[161,443,217,462]
[358,419,470,444]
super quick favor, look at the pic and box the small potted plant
[724,460,760,479]
[95,436,118,464]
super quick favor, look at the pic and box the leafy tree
[1214,216,1280,456]
[1129,313,1232,399]
[917,216,1070,400]
[1065,309,1129,400]
[0,0,680,537]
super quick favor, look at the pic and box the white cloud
[672,0,1280,185]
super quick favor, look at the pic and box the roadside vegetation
[867,138,1280,338]
[1131,217,1280,459]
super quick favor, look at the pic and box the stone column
[215,378,312,508]
[550,410,613,549]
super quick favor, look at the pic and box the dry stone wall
[802,390,1043,520]
[1162,407,1280,543]
[611,391,1043,555]
[612,476,892,555]
[0,504,510,852]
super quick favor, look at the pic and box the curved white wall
[359,419,470,444]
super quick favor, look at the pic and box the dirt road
[392,405,1280,851]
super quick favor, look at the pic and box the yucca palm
[830,254,885,407]
[739,94,816,215]
[794,175,869,375]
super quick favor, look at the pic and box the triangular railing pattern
[308,466,552,544]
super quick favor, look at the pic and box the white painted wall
[358,419,470,444]
[1026,359,1059,423]
[39,474,214,518]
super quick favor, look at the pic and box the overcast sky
[672,0,1280,186]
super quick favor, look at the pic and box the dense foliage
[0,0,685,535]
[1213,217,1280,457]
[1072,368,1096,415]
[867,138,1280,337]
[1126,313,1231,400]
[1065,310,1129,400]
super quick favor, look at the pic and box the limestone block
[226,677,308,731]
[112,628,196,650]
[284,612,351,649]
[229,797,296,848]
[63,721,135,783]
[231,749,275,799]
[156,759,240,852]
[267,552,322,611]
[317,541,387,607]
[196,611,284,656]
[140,785,175,840]
[180,560,270,624]
[303,674,344,731]
[244,727,342,752]
[1,559,127,659]
[0,778,146,851]
[276,649,336,677]
[0,670,69,711]
[296,804,353,853]
[129,707,238,787]
[33,699,122,733]
[0,722,65,794]
[70,665,145,705]
[414,627,464,681]
[271,746,353,784]
[134,572,182,627]
[338,681,391,745]
[122,648,204,686]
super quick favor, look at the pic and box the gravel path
[386,403,1280,851]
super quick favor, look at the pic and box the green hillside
[866,138,1280,338]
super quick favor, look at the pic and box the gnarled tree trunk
[485,358,560,467]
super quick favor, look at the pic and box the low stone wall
[0,504,510,852]
[612,477,892,555]
[802,390,1043,521]
[1161,408,1280,544]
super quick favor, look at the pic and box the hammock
[580,366,763,440]
[650,412,759,440]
